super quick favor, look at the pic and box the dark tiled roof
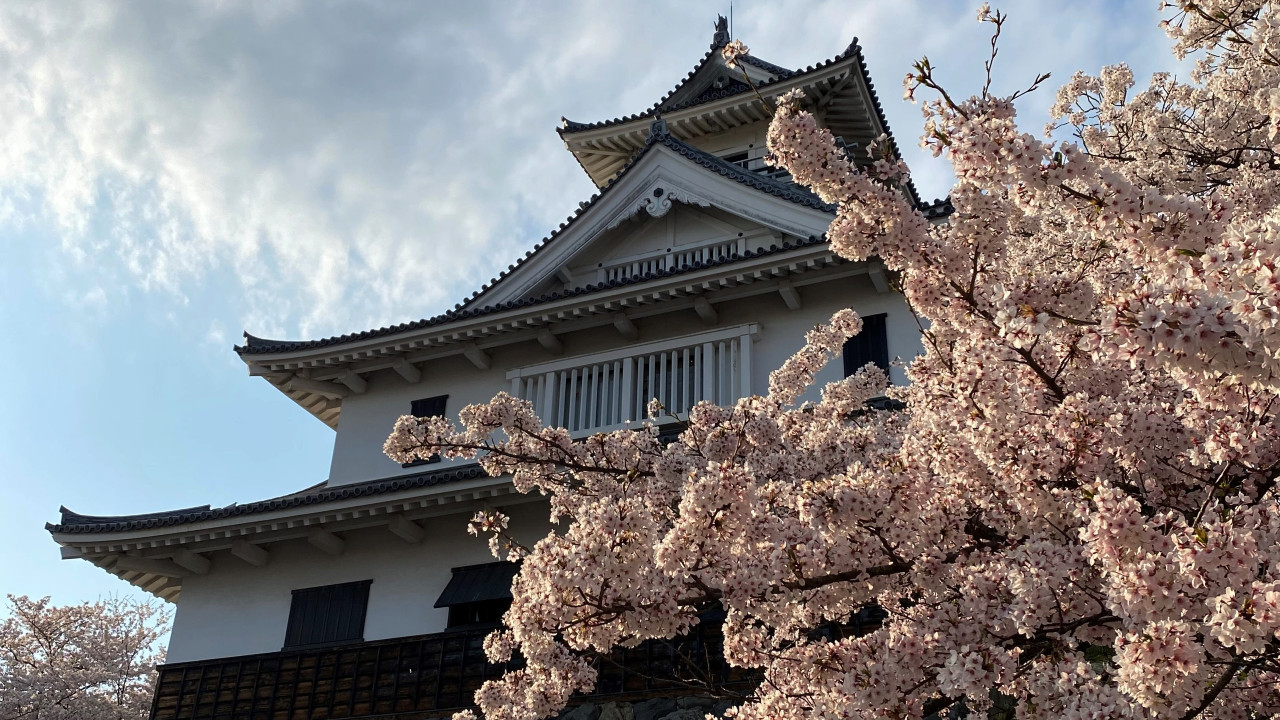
[47,464,489,534]
[236,126,837,357]
[678,79,752,109]
[652,126,831,211]
[559,21,799,135]
[559,38,861,135]
[559,35,928,210]
[237,27,948,361]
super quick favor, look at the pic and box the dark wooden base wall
[149,620,749,720]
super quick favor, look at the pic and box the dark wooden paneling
[149,617,764,720]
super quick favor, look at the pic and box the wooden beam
[387,515,426,544]
[307,527,345,556]
[537,328,564,355]
[777,279,803,311]
[869,268,890,294]
[336,369,368,394]
[392,358,422,384]
[142,575,174,594]
[230,540,270,567]
[462,343,491,370]
[302,395,334,413]
[59,546,86,560]
[282,375,349,399]
[114,555,186,578]
[612,313,639,341]
[171,549,211,575]
[693,297,719,325]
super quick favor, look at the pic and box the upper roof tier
[229,18,952,429]
[559,16,904,189]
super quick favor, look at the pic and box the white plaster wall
[327,273,922,487]
[165,500,552,663]
[567,205,759,276]
[684,121,767,156]
[167,281,922,664]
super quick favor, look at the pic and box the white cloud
[0,0,1184,342]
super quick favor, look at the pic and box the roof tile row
[48,464,490,534]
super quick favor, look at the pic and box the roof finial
[712,15,730,48]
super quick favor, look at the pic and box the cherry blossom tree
[387,2,1280,718]
[0,595,169,720]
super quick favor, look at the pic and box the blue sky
[0,0,1181,607]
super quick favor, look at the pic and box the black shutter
[283,579,371,650]
[842,313,889,377]
[411,395,448,418]
[404,395,449,467]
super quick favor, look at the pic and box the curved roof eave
[236,127,835,359]
[558,39,859,136]
[47,465,490,536]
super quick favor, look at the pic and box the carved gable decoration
[558,204,770,294]
[469,137,836,309]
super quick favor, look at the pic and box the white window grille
[507,324,758,434]
[597,238,743,285]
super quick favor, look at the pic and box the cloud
[0,0,1184,342]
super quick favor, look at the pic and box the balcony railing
[507,324,757,435]
[147,617,756,720]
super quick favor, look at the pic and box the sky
[0,0,1188,609]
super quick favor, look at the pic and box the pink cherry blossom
[388,4,1280,718]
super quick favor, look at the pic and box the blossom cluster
[0,595,169,720]
[385,3,1280,718]
[721,39,749,70]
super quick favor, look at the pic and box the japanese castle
[48,17,943,720]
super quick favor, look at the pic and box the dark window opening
[842,313,889,377]
[282,579,371,650]
[447,598,510,628]
[403,394,448,467]
[435,561,519,629]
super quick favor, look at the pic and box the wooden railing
[147,618,754,720]
[508,325,757,435]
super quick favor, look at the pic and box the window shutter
[842,313,889,377]
[404,395,449,467]
[283,579,372,650]
[411,395,448,418]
